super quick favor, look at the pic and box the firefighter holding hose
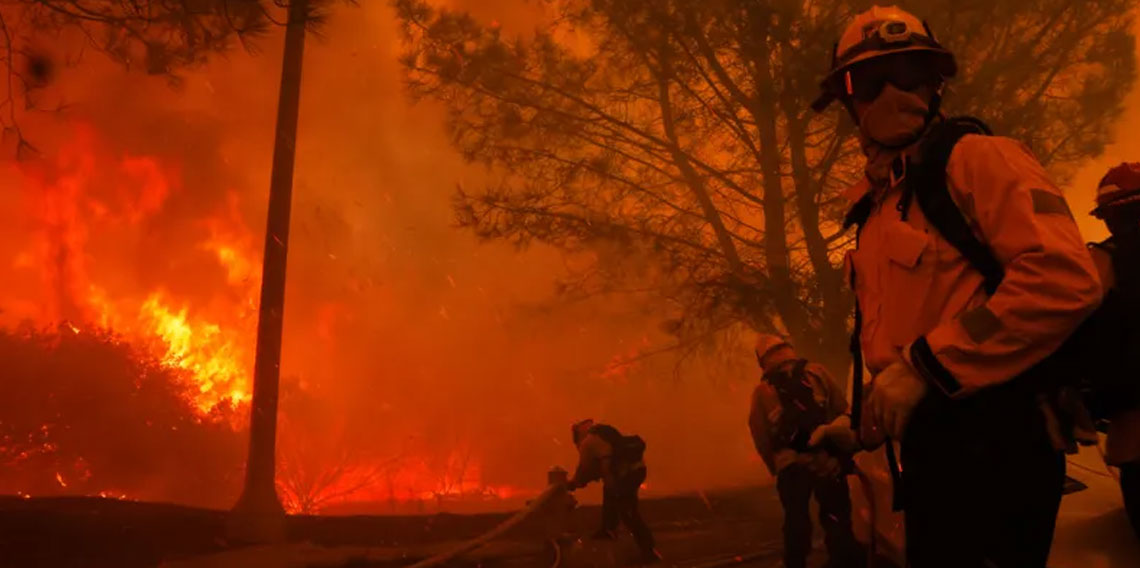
[566,419,662,564]
[748,334,864,568]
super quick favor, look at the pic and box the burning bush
[0,323,244,507]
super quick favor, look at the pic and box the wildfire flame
[138,293,251,413]
[276,450,520,515]
[1,122,526,510]
[7,123,259,417]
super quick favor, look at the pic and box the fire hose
[404,482,566,568]
[400,470,882,568]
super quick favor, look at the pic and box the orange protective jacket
[847,135,1102,398]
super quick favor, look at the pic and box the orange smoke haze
[4,1,1131,515]
[0,1,760,513]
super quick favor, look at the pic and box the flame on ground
[277,450,522,515]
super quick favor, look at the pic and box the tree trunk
[652,52,768,330]
[784,112,852,381]
[743,12,810,346]
[229,0,309,541]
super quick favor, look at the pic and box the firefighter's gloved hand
[773,449,800,474]
[808,415,859,453]
[868,360,928,440]
[806,452,842,478]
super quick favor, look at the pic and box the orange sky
[1067,17,1140,243]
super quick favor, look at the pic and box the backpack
[764,359,830,452]
[588,424,647,467]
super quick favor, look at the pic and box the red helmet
[1092,162,1140,218]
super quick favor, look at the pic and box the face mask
[857,83,931,148]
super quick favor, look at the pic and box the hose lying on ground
[404,482,565,568]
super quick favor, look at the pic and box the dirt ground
[0,486,816,568]
[1,462,1138,568]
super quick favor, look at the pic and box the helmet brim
[1091,192,1140,217]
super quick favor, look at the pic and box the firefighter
[748,334,863,568]
[566,419,662,564]
[1086,162,1140,540]
[810,5,1102,567]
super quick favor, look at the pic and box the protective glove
[806,452,842,479]
[773,448,800,475]
[867,360,928,440]
[807,414,860,453]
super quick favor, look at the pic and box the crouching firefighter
[810,5,1103,567]
[566,419,662,564]
[748,334,865,568]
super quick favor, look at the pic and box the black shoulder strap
[845,192,898,508]
[843,191,875,232]
[909,117,1005,295]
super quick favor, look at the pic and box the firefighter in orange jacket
[810,5,1102,567]
[748,334,863,568]
[1086,163,1140,540]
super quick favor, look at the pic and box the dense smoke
[0,1,761,512]
[2,0,1133,514]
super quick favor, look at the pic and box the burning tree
[395,0,1135,375]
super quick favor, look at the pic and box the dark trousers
[601,467,656,557]
[776,464,863,568]
[1121,462,1140,542]
[900,391,1065,568]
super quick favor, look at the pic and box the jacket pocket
[881,222,937,348]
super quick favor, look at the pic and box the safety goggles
[839,52,943,103]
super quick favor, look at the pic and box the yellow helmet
[812,5,956,112]
[754,334,791,368]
